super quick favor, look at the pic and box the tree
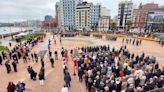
[126,20,132,31]
[110,22,117,30]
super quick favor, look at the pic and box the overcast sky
[0,0,163,22]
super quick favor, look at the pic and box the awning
[156,34,164,39]
[17,32,26,36]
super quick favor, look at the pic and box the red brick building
[143,3,158,9]
[42,18,57,27]
[132,3,159,28]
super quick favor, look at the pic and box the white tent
[17,32,26,36]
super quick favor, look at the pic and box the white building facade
[117,1,133,27]
[98,16,110,32]
[75,2,92,30]
[60,0,82,30]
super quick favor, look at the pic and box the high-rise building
[60,0,82,30]
[117,0,133,27]
[98,16,110,32]
[91,4,101,29]
[75,2,92,30]
[55,2,61,27]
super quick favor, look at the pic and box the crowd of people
[7,81,26,92]
[72,45,164,92]
[0,35,46,92]
[1,32,163,92]
[1,36,46,75]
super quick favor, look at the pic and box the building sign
[147,11,164,24]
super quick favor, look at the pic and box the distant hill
[0,23,14,27]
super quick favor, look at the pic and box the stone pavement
[0,33,164,92]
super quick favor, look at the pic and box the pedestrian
[27,66,37,80]
[16,81,25,92]
[60,37,62,44]
[23,55,27,63]
[54,51,58,60]
[7,82,16,92]
[31,67,37,80]
[132,39,135,45]
[122,38,124,43]
[41,58,45,68]
[78,67,83,82]
[62,58,67,74]
[31,53,34,61]
[0,54,3,65]
[5,61,11,74]
[9,42,12,47]
[61,85,68,92]
[34,52,38,63]
[140,39,142,45]
[54,39,56,44]
[73,58,77,75]
[48,39,51,45]
[27,66,32,79]
[50,56,54,68]
[12,60,17,72]
[70,49,73,57]
[12,52,18,63]
[61,49,65,57]
[38,68,44,86]
[64,70,71,88]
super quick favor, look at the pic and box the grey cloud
[0,0,163,22]
[0,0,55,22]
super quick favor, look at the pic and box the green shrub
[0,45,7,51]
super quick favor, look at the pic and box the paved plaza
[0,33,164,92]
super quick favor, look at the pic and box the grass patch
[20,35,34,41]
[0,45,7,51]
[11,32,45,42]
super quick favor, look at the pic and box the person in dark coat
[31,53,34,61]
[64,71,71,87]
[41,58,45,68]
[5,61,11,74]
[31,67,37,80]
[157,76,164,88]
[12,52,18,63]
[78,67,84,82]
[0,55,2,65]
[40,67,45,80]
[16,81,25,92]
[2,51,6,59]
[126,88,135,92]
[7,82,16,92]
[12,60,17,72]
[54,51,58,60]
[39,68,44,85]
[61,50,65,57]
[34,52,38,63]
[27,66,32,79]
[27,66,37,80]
[50,56,54,68]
